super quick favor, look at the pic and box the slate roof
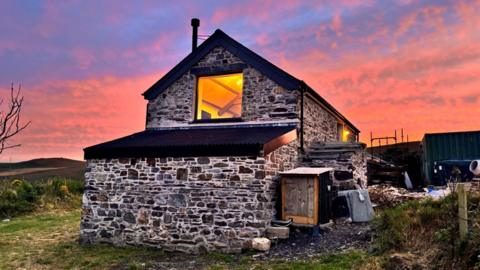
[84,124,296,159]
[142,29,359,133]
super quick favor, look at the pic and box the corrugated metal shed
[422,130,480,184]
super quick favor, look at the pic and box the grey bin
[337,189,375,222]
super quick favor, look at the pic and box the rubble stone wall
[351,150,368,188]
[302,148,368,189]
[146,47,299,128]
[302,94,340,146]
[80,142,298,253]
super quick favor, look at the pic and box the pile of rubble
[368,184,425,208]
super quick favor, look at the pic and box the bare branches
[0,84,30,154]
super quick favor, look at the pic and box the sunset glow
[0,0,479,161]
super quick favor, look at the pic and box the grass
[0,209,370,270]
[241,251,371,270]
[372,193,480,269]
[0,210,168,269]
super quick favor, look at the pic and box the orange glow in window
[342,129,351,142]
[196,73,243,120]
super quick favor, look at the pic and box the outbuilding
[422,130,480,185]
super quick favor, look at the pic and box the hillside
[0,158,85,181]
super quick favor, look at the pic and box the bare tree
[0,84,30,154]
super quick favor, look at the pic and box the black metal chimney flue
[191,18,200,51]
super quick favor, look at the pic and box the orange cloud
[268,1,480,143]
[0,73,159,161]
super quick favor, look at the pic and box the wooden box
[280,167,333,225]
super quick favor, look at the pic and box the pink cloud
[331,12,342,34]
[70,47,95,69]
[271,2,480,142]
[0,73,160,161]
[2,0,479,161]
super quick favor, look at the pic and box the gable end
[143,29,302,100]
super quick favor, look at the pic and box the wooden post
[457,183,471,239]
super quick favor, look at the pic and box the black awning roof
[84,125,297,159]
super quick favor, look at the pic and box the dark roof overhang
[84,124,297,159]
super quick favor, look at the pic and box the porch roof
[84,124,297,159]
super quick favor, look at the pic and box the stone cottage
[81,20,366,253]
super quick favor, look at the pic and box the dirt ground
[264,221,374,259]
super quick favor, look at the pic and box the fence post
[457,183,471,239]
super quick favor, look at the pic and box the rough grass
[0,178,83,218]
[0,210,370,270]
[243,252,371,270]
[203,251,370,270]
[0,210,169,269]
[372,193,480,269]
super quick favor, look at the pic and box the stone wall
[146,46,299,128]
[302,94,339,146]
[351,150,368,188]
[146,72,195,127]
[302,142,368,189]
[80,142,299,253]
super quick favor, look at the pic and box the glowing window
[196,73,243,120]
[342,129,351,142]
[338,123,353,142]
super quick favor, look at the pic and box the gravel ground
[256,220,374,260]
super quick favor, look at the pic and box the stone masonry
[146,47,300,128]
[302,142,368,189]
[80,143,297,253]
[302,94,340,146]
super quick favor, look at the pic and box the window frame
[193,71,245,123]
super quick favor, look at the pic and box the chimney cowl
[191,18,200,27]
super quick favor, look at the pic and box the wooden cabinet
[280,168,333,226]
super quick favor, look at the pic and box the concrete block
[252,237,270,251]
[266,226,289,239]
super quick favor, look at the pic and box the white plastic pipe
[470,160,480,176]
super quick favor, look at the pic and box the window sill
[190,118,243,124]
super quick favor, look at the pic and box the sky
[0,0,479,162]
